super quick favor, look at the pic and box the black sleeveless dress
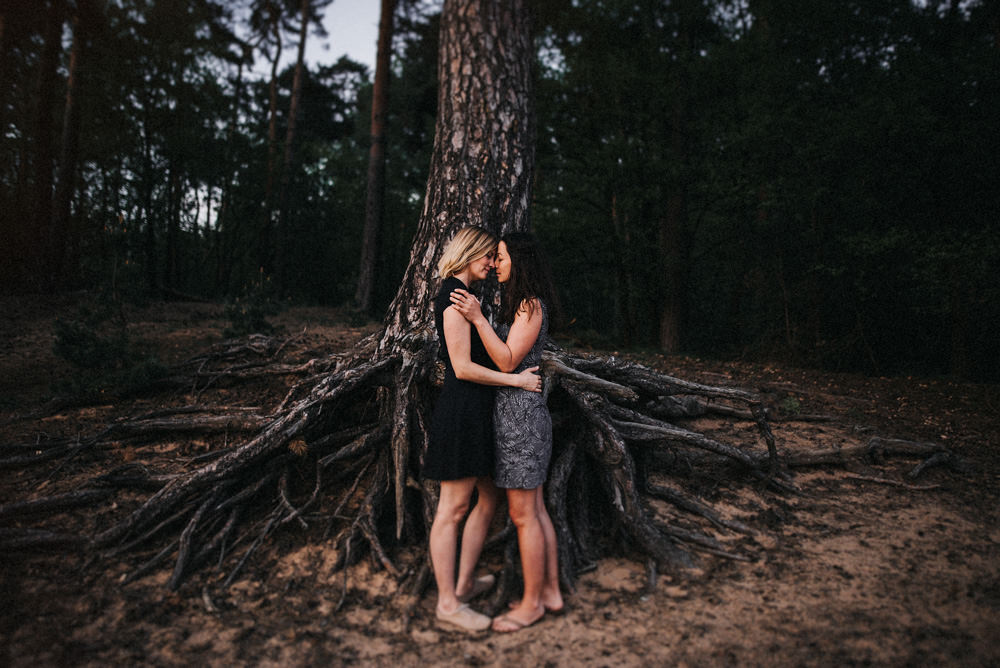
[423,277,497,481]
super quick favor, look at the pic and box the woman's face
[468,249,496,282]
[495,241,512,283]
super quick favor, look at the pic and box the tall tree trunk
[51,1,87,289]
[165,165,180,290]
[658,190,686,352]
[142,118,157,293]
[611,191,635,348]
[380,0,535,342]
[261,2,282,277]
[0,8,7,103]
[658,13,699,353]
[276,0,311,296]
[215,45,250,295]
[948,265,970,378]
[0,7,11,164]
[0,7,15,289]
[354,0,397,314]
[33,0,64,289]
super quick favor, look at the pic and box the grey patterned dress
[493,301,552,489]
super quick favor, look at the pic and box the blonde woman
[424,226,543,631]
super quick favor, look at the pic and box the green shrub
[52,289,165,398]
[224,272,279,337]
[778,396,802,416]
[53,317,129,370]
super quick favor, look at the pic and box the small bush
[52,293,165,398]
[779,396,802,416]
[53,318,129,370]
[225,272,279,338]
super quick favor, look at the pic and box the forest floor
[1,295,999,667]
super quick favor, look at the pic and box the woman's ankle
[436,596,461,614]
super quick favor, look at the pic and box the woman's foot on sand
[492,603,544,632]
[507,591,564,614]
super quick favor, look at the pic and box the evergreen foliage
[52,288,166,398]
[1,0,997,378]
[223,270,279,337]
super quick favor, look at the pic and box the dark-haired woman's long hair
[497,232,560,328]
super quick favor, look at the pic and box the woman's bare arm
[449,290,542,372]
[443,307,541,391]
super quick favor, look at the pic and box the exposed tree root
[841,474,941,491]
[0,329,958,603]
[0,488,113,522]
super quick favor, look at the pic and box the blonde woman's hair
[437,226,497,278]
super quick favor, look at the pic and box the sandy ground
[1,296,998,667]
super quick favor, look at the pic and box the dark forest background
[2,0,998,381]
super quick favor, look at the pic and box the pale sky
[307,0,383,71]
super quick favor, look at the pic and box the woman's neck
[452,268,473,287]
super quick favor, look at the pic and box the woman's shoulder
[438,276,466,294]
[434,277,466,315]
[517,296,546,316]
[435,276,464,300]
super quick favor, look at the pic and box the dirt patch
[2,297,999,666]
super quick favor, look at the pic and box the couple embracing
[423,226,564,633]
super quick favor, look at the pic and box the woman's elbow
[453,364,473,381]
[498,362,516,373]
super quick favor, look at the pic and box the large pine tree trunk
[381,0,534,341]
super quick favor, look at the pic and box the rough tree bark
[0,0,954,612]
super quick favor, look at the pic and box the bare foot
[492,604,544,633]
[508,591,564,613]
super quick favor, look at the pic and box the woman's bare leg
[455,477,497,599]
[429,478,476,613]
[508,487,564,611]
[535,486,564,611]
[494,486,546,630]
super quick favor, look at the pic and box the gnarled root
[1,337,955,599]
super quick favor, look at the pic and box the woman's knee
[473,480,499,514]
[435,490,472,525]
[440,499,472,524]
[506,489,540,527]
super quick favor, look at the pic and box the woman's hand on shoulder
[449,288,485,326]
[515,366,542,392]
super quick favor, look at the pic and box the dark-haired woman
[450,232,564,632]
